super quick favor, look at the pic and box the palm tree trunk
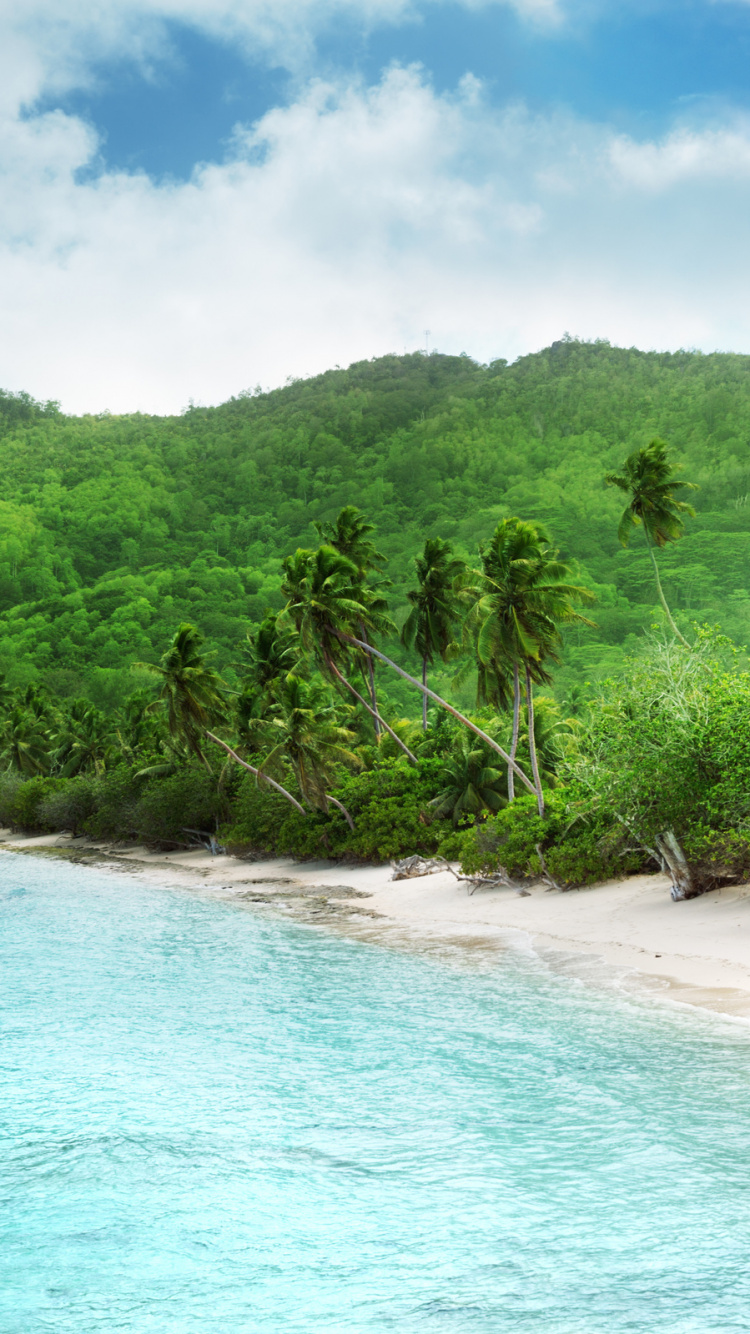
[337,632,536,796]
[644,529,690,648]
[205,732,307,815]
[508,663,520,802]
[422,655,428,731]
[359,622,381,737]
[325,657,419,765]
[328,795,355,831]
[525,664,544,818]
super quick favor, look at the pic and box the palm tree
[430,737,506,825]
[471,518,594,810]
[138,623,227,771]
[401,538,467,729]
[331,630,538,799]
[141,624,306,815]
[280,544,418,764]
[314,506,388,734]
[52,700,114,777]
[0,705,50,775]
[606,438,696,648]
[259,674,361,828]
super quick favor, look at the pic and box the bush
[0,775,64,832]
[131,767,229,847]
[38,776,98,836]
[221,758,448,863]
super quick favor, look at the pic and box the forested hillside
[2,338,750,711]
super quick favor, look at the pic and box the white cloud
[2,60,750,413]
[610,123,750,189]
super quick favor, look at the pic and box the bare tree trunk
[359,622,381,737]
[655,829,701,901]
[325,657,419,765]
[205,732,307,815]
[525,664,544,818]
[422,655,428,731]
[644,529,691,649]
[328,795,355,831]
[508,663,520,802]
[337,632,536,796]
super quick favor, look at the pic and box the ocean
[2,851,749,1333]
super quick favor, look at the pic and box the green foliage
[38,775,97,835]
[222,758,444,862]
[0,774,64,831]
[4,341,750,706]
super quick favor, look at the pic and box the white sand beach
[4,830,750,1018]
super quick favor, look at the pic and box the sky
[3,0,750,413]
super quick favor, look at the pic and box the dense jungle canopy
[2,337,750,713]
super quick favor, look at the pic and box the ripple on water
[1,850,750,1333]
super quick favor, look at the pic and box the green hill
[2,338,750,712]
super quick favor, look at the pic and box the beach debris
[391,855,449,880]
[535,843,566,893]
[181,828,226,855]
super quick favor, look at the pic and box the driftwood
[391,855,449,880]
[182,828,226,856]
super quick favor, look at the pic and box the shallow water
[2,853,750,1333]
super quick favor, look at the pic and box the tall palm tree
[138,623,227,771]
[401,537,467,730]
[259,674,361,828]
[280,545,418,764]
[471,519,594,815]
[315,506,388,734]
[606,438,696,648]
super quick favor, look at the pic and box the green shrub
[0,773,24,828]
[0,775,64,832]
[38,777,98,836]
[84,765,148,840]
[131,768,228,847]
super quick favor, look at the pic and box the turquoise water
[2,855,750,1333]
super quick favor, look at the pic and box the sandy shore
[4,829,750,1019]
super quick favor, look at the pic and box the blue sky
[38,2,750,177]
[3,0,750,411]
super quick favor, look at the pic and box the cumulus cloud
[1,50,750,412]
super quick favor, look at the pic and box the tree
[606,438,697,648]
[333,630,538,798]
[280,544,418,764]
[259,674,360,828]
[52,699,113,777]
[430,737,505,825]
[470,518,594,812]
[0,705,50,775]
[314,506,388,735]
[401,538,467,730]
[138,624,226,771]
[141,623,306,816]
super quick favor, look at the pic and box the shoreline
[4,830,750,1019]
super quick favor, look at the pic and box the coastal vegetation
[3,339,750,893]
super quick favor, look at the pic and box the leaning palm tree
[259,674,361,828]
[606,438,696,648]
[280,544,418,764]
[315,506,389,734]
[401,537,467,730]
[140,623,306,815]
[138,623,227,771]
[470,518,595,810]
